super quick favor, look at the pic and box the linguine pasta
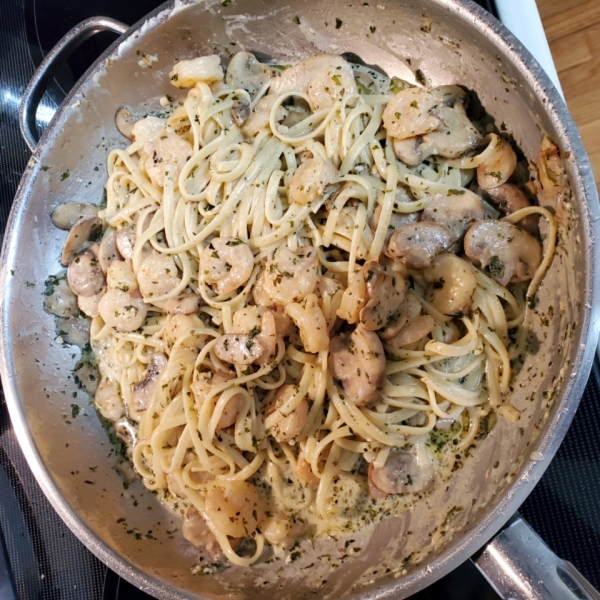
[53,52,557,568]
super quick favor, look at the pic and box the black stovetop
[1,0,599,598]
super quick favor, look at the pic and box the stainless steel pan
[3,1,600,598]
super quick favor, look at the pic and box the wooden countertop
[537,0,600,187]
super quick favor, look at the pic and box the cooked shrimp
[285,293,329,353]
[142,131,192,188]
[163,314,205,348]
[231,307,278,365]
[131,116,167,145]
[98,289,148,332]
[225,51,278,98]
[269,55,357,110]
[359,261,407,331]
[383,88,440,140]
[424,253,477,315]
[200,237,254,296]
[138,254,180,298]
[169,55,224,88]
[191,371,244,429]
[115,227,136,260]
[43,276,79,318]
[288,155,337,205]
[106,259,138,292]
[94,378,123,422]
[260,244,319,304]
[264,384,309,443]
[329,324,386,406]
[214,332,264,365]
[162,293,201,315]
[204,480,262,538]
[78,290,104,318]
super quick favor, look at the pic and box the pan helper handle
[473,513,600,600]
[19,17,128,152]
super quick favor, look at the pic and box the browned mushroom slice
[368,449,434,497]
[51,202,99,230]
[115,106,137,139]
[464,220,542,286]
[162,293,202,315]
[61,216,104,266]
[485,183,537,233]
[359,261,407,331]
[386,222,454,270]
[329,324,386,406]
[421,190,484,242]
[369,200,419,246]
[536,136,570,224]
[115,417,137,451]
[132,352,169,411]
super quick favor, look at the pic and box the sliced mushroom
[360,261,407,331]
[369,201,420,247]
[225,51,278,97]
[329,324,386,406]
[386,222,454,270]
[115,417,137,452]
[379,292,421,341]
[464,220,542,286]
[421,190,484,243]
[132,352,168,411]
[51,202,99,231]
[98,229,121,273]
[67,250,106,297]
[424,253,477,315]
[115,106,136,140]
[477,137,517,190]
[368,449,434,496]
[163,294,202,315]
[385,315,435,349]
[231,98,252,127]
[43,276,79,318]
[61,216,104,266]
[214,333,264,365]
[485,183,537,233]
[115,227,136,259]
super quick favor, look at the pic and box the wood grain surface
[537,0,600,186]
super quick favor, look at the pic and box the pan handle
[472,513,600,600]
[19,17,128,152]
